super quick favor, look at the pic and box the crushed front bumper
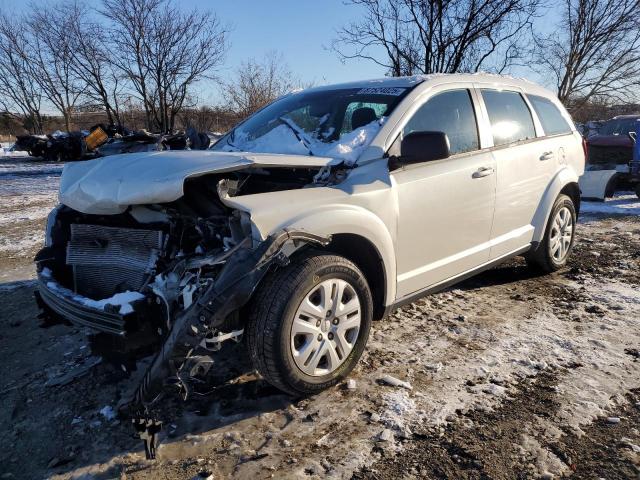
[35,276,145,336]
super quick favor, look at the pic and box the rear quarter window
[527,94,572,136]
[481,90,536,147]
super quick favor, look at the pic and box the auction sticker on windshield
[356,87,406,96]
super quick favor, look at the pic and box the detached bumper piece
[36,278,134,336]
[132,416,162,460]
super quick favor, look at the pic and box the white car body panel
[579,169,617,200]
[55,73,584,310]
[391,150,496,298]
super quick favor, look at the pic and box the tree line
[0,0,301,135]
[333,0,640,118]
[0,0,639,136]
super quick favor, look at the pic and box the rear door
[477,88,555,258]
[392,87,496,299]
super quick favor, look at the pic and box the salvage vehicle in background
[34,74,584,420]
[13,125,213,161]
[579,115,640,200]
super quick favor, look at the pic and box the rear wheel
[246,250,373,396]
[604,173,619,199]
[526,194,576,273]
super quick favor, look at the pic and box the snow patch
[581,194,640,216]
[223,118,385,163]
[0,142,30,158]
[99,405,117,421]
[380,389,417,434]
[45,279,144,315]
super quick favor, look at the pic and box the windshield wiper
[278,116,314,156]
[224,129,240,151]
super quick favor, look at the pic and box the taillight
[582,137,588,160]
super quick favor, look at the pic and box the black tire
[604,173,619,199]
[526,194,577,273]
[635,183,640,199]
[246,249,373,396]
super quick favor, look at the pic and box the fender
[531,167,579,244]
[270,205,397,307]
[223,191,397,307]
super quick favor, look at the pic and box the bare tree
[26,5,85,131]
[536,0,640,110]
[222,52,300,117]
[179,105,242,133]
[63,2,123,126]
[102,0,228,133]
[333,0,542,76]
[0,15,44,133]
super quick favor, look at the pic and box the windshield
[212,87,410,162]
[600,118,638,136]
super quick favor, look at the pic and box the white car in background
[35,73,584,405]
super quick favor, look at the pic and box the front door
[392,89,496,299]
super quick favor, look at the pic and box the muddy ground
[0,160,639,479]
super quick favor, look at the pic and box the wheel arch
[560,181,581,215]
[323,233,388,320]
[532,168,580,244]
[246,205,397,319]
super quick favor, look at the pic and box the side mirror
[400,131,450,164]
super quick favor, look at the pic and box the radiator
[66,224,164,299]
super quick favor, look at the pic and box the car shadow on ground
[455,259,546,292]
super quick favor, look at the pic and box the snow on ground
[0,157,61,263]
[6,214,630,480]
[0,160,639,479]
[581,193,640,216]
[0,142,29,158]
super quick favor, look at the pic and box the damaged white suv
[36,74,584,405]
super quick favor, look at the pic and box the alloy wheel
[290,278,361,376]
[549,206,573,262]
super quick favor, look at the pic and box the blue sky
[0,0,386,104]
[181,0,388,103]
[0,0,557,105]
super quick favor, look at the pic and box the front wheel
[246,250,373,396]
[526,194,577,273]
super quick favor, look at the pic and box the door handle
[539,151,555,161]
[472,166,494,178]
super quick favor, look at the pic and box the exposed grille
[66,224,164,299]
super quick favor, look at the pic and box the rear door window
[481,90,536,146]
[527,94,572,136]
[404,89,479,155]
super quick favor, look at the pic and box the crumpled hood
[59,150,333,214]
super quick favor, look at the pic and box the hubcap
[549,206,573,262]
[290,278,361,376]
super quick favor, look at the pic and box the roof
[306,75,433,92]
[305,72,552,97]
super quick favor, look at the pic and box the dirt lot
[1,158,639,479]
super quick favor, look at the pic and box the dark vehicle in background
[580,115,640,199]
[587,115,637,169]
